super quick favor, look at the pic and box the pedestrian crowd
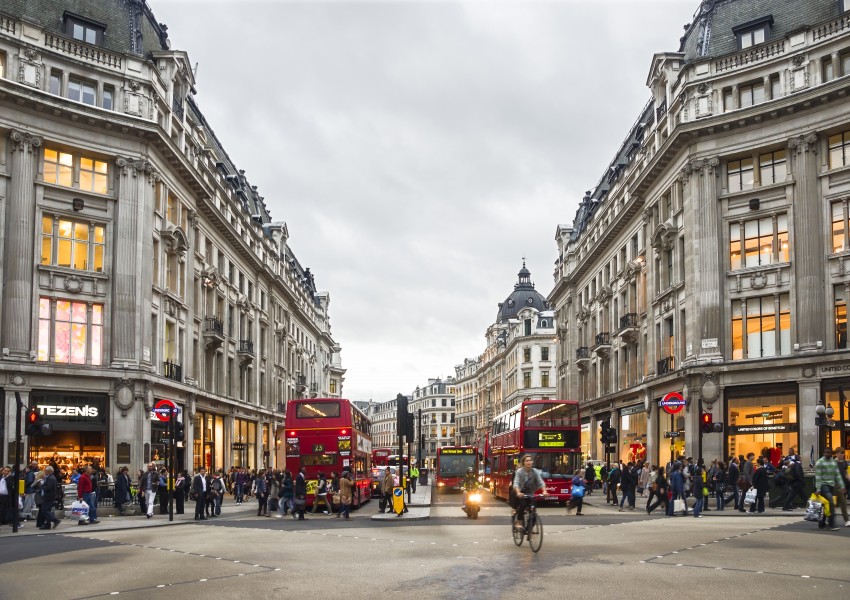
[563,446,849,530]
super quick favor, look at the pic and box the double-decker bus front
[490,400,582,505]
[435,446,478,492]
[285,398,372,508]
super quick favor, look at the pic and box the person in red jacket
[76,465,99,525]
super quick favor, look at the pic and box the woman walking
[646,466,668,515]
[337,472,355,520]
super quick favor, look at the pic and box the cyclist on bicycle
[512,454,544,530]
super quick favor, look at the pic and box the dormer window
[64,12,105,46]
[732,16,773,50]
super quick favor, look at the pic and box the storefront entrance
[618,404,647,464]
[725,385,798,467]
[27,391,108,483]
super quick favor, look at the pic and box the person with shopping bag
[76,465,99,524]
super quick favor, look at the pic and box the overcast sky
[154,0,696,402]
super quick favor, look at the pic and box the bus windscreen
[439,453,477,477]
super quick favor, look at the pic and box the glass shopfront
[27,391,108,483]
[656,402,685,467]
[726,386,798,467]
[193,411,225,473]
[619,405,647,464]
[580,419,591,463]
[822,381,850,457]
[231,418,257,469]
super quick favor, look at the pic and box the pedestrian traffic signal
[25,409,52,436]
[701,412,713,434]
[396,393,408,438]
[600,420,610,444]
[605,426,617,444]
[174,419,185,442]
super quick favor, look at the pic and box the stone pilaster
[788,133,825,352]
[2,131,42,359]
[111,156,154,366]
[684,157,723,361]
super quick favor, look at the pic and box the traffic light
[396,393,408,437]
[605,426,618,444]
[174,419,185,442]
[406,412,415,440]
[25,409,52,436]
[701,412,713,434]
[599,420,610,445]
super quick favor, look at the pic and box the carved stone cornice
[115,156,153,178]
[9,130,43,153]
[788,132,818,155]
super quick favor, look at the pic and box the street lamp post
[814,399,835,458]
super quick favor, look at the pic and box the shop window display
[619,409,647,464]
[727,391,797,466]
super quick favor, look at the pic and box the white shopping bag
[70,499,89,520]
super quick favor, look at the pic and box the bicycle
[511,494,543,552]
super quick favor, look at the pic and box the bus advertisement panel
[435,446,478,491]
[285,398,372,508]
[489,399,582,505]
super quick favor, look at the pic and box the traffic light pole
[697,397,704,465]
[12,392,24,534]
[168,407,176,522]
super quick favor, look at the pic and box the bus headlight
[437,482,445,487]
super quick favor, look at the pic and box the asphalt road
[1,491,847,600]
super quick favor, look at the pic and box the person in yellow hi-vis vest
[410,462,420,493]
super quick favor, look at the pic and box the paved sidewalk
[371,482,431,521]
[580,493,808,518]
[0,501,261,537]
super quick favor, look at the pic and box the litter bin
[419,468,429,486]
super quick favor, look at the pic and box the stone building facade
[0,1,344,477]
[549,0,850,468]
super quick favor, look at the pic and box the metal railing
[657,356,675,376]
[575,346,590,360]
[172,97,185,120]
[619,313,638,330]
[594,332,611,347]
[163,360,182,382]
[655,99,667,121]
[204,316,224,336]
[237,340,254,355]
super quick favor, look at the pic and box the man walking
[834,447,850,526]
[21,461,39,520]
[814,447,846,531]
[409,462,419,494]
[77,465,99,524]
[37,466,61,530]
[192,467,208,520]
[139,462,159,519]
[382,468,394,514]
[739,453,755,512]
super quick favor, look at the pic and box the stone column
[111,157,154,366]
[2,131,42,359]
[788,133,825,351]
[684,157,723,361]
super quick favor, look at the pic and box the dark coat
[752,466,770,493]
[42,474,59,503]
[114,472,132,505]
[294,472,307,497]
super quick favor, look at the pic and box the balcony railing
[237,340,254,355]
[594,332,611,347]
[296,374,306,386]
[163,360,182,383]
[575,346,590,360]
[172,97,185,120]
[44,33,123,70]
[619,313,638,330]
[204,316,224,336]
[657,356,675,376]
[310,382,318,393]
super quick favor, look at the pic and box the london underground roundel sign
[659,391,685,415]
[153,399,177,422]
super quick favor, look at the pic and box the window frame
[67,76,96,106]
[829,130,850,170]
[42,147,110,195]
[732,15,773,51]
[727,157,754,192]
[41,215,106,273]
[37,296,104,365]
[63,12,106,46]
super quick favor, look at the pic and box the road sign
[659,392,685,415]
[664,431,681,438]
[153,399,178,422]
[392,486,405,516]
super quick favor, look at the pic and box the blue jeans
[83,492,97,522]
[235,484,244,503]
[693,495,703,517]
[820,485,836,527]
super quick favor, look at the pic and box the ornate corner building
[549,0,850,467]
[0,1,345,475]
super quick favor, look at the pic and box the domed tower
[496,261,549,323]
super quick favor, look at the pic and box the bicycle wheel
[528,513,543,552]
[512,514,524,546]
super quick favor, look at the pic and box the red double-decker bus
[435,446,478,492]
[285,398,372,508]
[489,399,582,505]
[371,448,392,466]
